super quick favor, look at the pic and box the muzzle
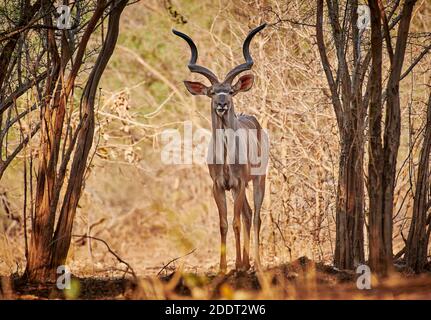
[216,104,228,117]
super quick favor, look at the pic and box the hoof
[218,270,227,276]
[219,261,227,275]
[232,269,247,277]
[235,261,243,270]
[242,262,251,271]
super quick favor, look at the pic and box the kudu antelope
[173,24,268,272]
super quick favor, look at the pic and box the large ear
[184,81,209,96]
[232,74,254,94]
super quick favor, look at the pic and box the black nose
[217,103,227,110]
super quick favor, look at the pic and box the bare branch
[72,234,137,280]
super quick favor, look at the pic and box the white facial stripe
[216,92,228,96]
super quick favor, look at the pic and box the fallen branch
[72,234,137,281]
[157,248,197,276]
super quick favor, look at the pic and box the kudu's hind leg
[213,184,228,273]
[232,184,246,270]
[253,175,266,269]
[242,196,252,270]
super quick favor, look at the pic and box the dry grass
[3,257,431,299]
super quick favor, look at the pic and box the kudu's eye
[229,89,234,94]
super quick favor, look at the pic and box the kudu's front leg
[233,183,246,270]
[213,184,228,273]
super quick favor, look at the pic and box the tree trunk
[405,93,431,272]
[367,0,417,276]
[316,0,366,270]
[334,129,365,269]
[24,6,64,282]
[23,0,129,283]
[367,0,387,276]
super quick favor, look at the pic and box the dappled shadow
[9,276,136,299]
[158,257,431,299]
[2,257,431,299]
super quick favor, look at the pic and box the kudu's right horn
[172,29,220,84]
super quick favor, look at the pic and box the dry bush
[71,0,341,273]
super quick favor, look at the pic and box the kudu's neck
[211,104,238,133]
[210,103,238,166]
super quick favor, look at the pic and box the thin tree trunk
[50,0,129,269]
[24,8,63,281]
[405,93,431,272]
[317,0,365,270]
[381,0,416,270]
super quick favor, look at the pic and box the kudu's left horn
[223,23,267,85]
